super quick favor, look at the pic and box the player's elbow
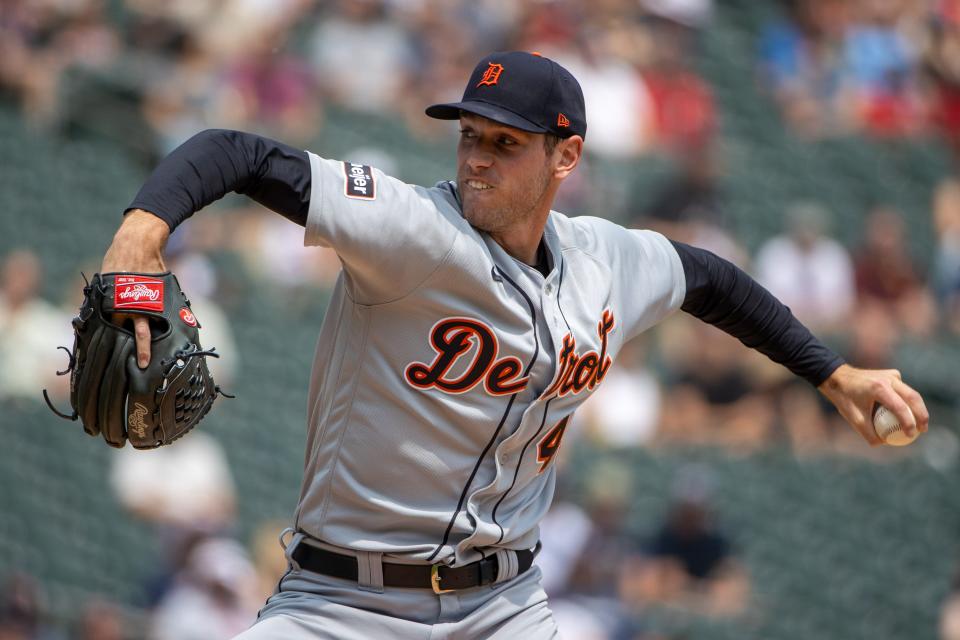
[188,128,247,150]
[190,128,223,142]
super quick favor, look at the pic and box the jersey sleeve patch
[343,162,376,200]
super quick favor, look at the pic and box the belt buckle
[430,564,454,595]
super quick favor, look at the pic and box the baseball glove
[43,272,230,449]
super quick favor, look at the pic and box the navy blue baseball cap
[426,51,587,139]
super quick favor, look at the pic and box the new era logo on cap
[426,51,587,139]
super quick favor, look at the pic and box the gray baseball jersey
[293,153,686,567]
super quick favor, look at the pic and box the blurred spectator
[644,0,714,29]
[555,41,656,159]
[110,433,239,612]
[638,6,717,154]
[622,466,749,617]
[73,600,125,640]
[538,498,596,596]
[141,33,235,155]
[759,0,855,138]
[0,250,72,402]
[761,0,936,139]
[110,431,237,532]
[398,6,481,139]
[196,0,311,62]
[778,379,834,456]
[232,206,342,302]
[548,598,616,640]
[942,563,960,640]
[0,573,60,640]
[141,4,318,152]
[843,0,924,137]
[853,205,936,336]
[249,521,291,603]
[573,338,663,448]
[122,0,219,33]
[754,202,856,331]
[924,3,960,165]
[847,297,900,370]
[310,0,414,113]
[538,464,638,639]
[0,0,120,128]
[656,318,777,453]
[148,536,260,640]
[221,25,320,143]
[569,464,641,600]
[513,1,582,53]
[854,205,922,300]
[638,148,723,234]
[0,0,951,162]
[442,0,520,52]
[933,177,960,332]
[635,147,748,266]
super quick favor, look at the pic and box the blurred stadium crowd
[2,0,960,639]
[2,0,959,150]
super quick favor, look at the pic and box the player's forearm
[126,129,312,230]
[669,240,845,386]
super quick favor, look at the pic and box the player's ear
[553,136,583,180]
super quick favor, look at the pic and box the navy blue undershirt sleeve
[126,129,311,229]
[669,240,845,387]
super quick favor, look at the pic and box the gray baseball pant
[233,536,560,640]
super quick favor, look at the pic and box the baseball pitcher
[91,52,928,638]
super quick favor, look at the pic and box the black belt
[291,543,536,594]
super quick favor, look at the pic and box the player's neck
[489,215,548,267]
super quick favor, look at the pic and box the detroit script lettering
[404,310,615,399]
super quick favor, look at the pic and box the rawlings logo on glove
[43,272,231,449]
[114,276,164,311]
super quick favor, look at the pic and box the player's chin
[462,192,490,215]
[462,206,503,233]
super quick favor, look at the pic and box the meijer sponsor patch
[343,162,376,200]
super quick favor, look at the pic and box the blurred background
[2,0,960,638]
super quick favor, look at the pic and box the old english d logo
[477,62,505,87]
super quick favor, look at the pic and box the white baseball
[872,404,917,446]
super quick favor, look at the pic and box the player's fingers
[133,317,151,369]
[847,402,882,446]
[825,393,877,445]
[893,379,929,433]
[874,382,917,437]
